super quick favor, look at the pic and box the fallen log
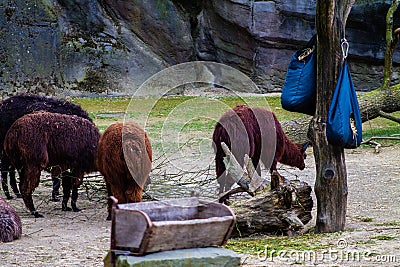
[219,143,313,236]
[230,177,313,237]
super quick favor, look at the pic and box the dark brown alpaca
[97,122,152,220]
[0,197,22,242]
[4,111,100,218]
[213,105,309,193]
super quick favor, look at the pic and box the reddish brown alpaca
[213,105,309,193]
[0,197,22,242]
[97,122,152,220]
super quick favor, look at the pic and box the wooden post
[312,0,354,233]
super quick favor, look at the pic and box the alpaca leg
[106,181,113,221]
[51,175,61,201]
[61,175,72,211]
[110,184,127,204]
[19,168,43,218]
[9,168,22,198]
[1,156,21,199]
[70,175,82,212]
[125,181,142,203]
[1,158,12,199]
[1,170,12,200]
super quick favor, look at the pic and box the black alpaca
[0,93,91,200]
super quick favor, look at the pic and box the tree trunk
[311,0,355,233]
[358,84,400,122]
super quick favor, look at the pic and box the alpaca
[97,122,152,220]
[0,197,22,242]
[0,93,92,200]
[213,105,309,193]
[4,111,100,218]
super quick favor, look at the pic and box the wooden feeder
[110,197,236,257]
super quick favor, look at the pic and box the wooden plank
[118,197,201,221]
[197,202,235,219]
[221,143,249,190]
[198,202,236,245]
[118,197,199,210]
[114,209,151,249]
[138,206,199,221]
[144,216,234,253]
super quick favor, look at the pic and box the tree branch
[382,0,400,89]
[342,0,355,27]
[218,142,267,202]
[363,136,400,142]
[378,110,400,123]
[361,139,382,153]
[361,136,400,153]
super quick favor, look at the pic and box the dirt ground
[0,144,399,267]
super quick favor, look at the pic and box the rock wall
[0,0,398,96]
[197,0,400,92]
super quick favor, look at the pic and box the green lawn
[71,95,399,142]
[362,113,400,141]
[224,233,334,257]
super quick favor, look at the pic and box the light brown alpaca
[97,122,152,220]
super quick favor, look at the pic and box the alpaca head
[294,141,310,170]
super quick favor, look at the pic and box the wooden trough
[110,197,236,257]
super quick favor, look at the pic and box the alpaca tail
[123,134,152,189]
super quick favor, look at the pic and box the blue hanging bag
[281,35,316,115]
[326,39,362,148]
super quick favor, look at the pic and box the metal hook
[341,38,349,59]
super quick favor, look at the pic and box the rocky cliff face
[0,0,398,96]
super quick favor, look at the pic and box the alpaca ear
[301,141,310,153]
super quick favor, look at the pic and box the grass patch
[70,95,310,157]
[224,234,332,256]
[370,235,396,241]
[70,96,131,113]
[362,111,400,143]
[355,239,377,246]
[374,221,400,227]
[73,95,303,126]
[359,217,374,222]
